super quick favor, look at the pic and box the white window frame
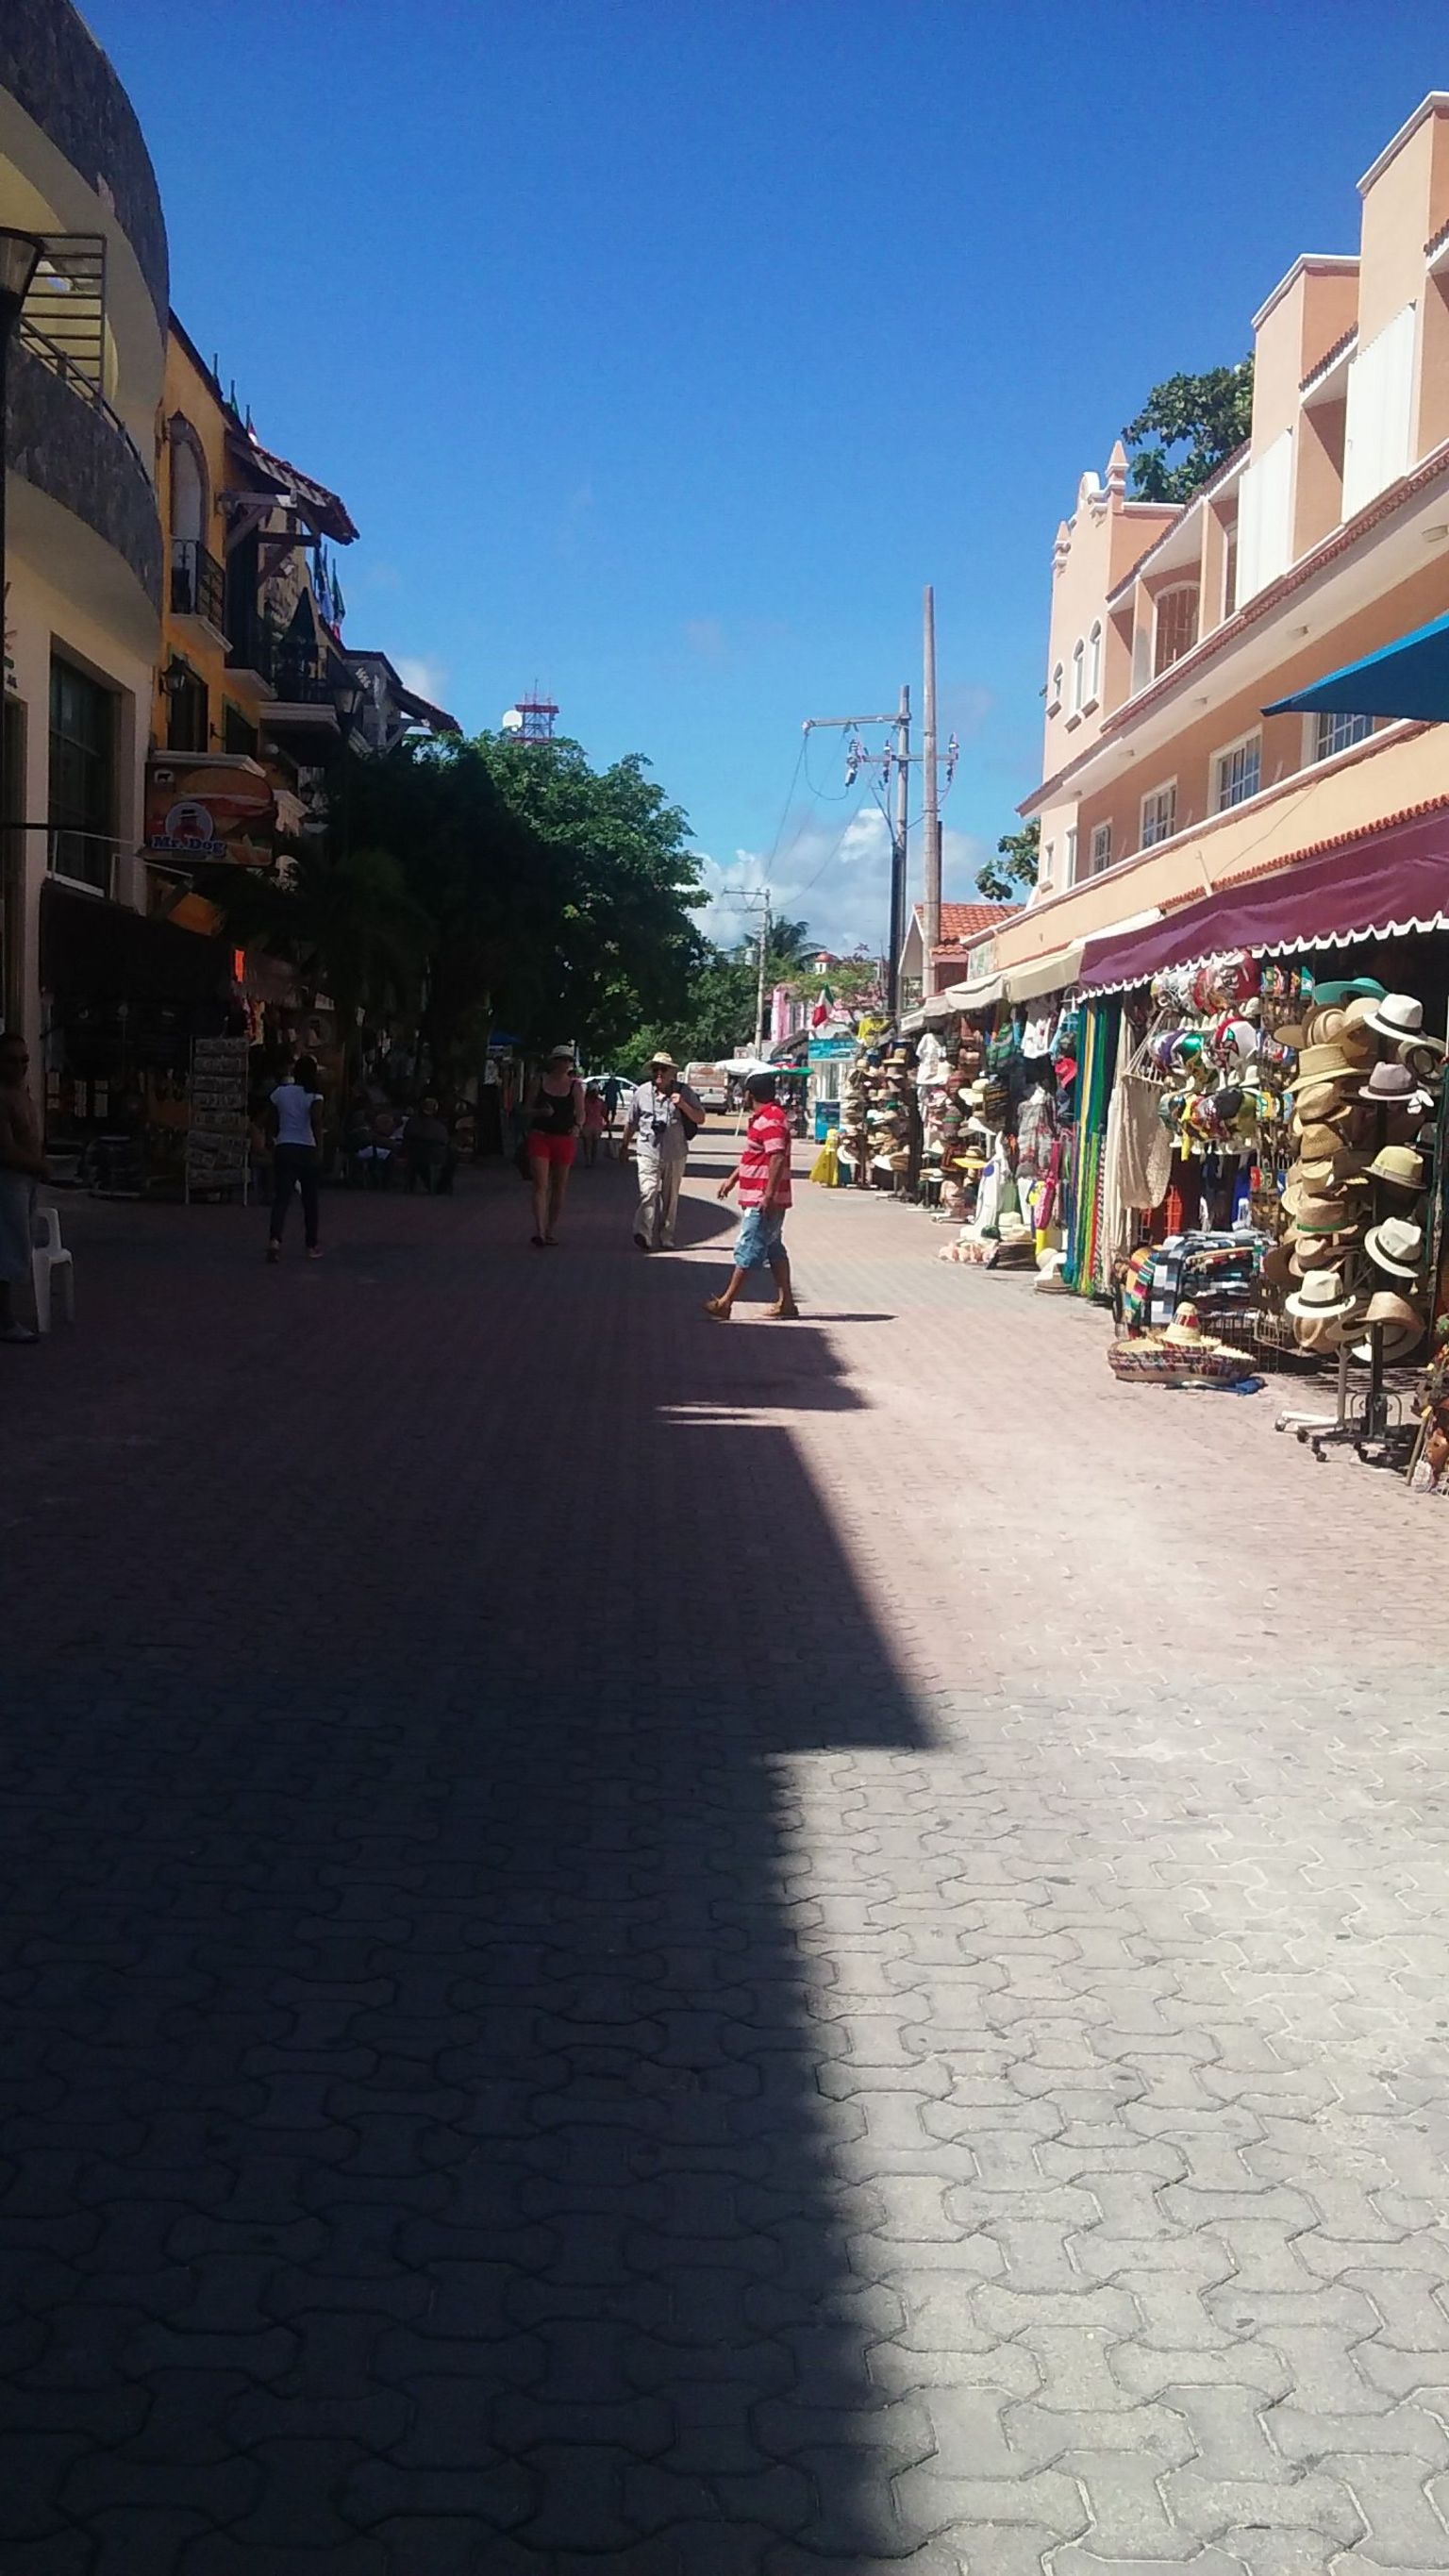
[1308,709,1373,764]
[1140,780,1177,849]
[1047,661,1063,714]
[1088,821,1112,875]
[1213,728,1261,814]
[1041,838,1056,889]
[1071,638,1085,715]
[1064,824,1078,882]
[1084,622,1102,710]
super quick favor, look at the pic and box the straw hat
[1288,1043,1357,1090]
[1293,1114,1357,1156]
[1290,1230,1358,1273]
[1343,994,1383,1034]
[1310,976,1385,1007]
[1260,1242,1294,1291]
[1349,1288,1425,1363]
[1290,1153,1369,1192]
[1306,1006,1350,1045]
[1365,1214,1425,1279]
[1288,1194,1357,1233]
[1285,1268,1358,1322]
[1362,993,1445,1051]
[1275,1021,1309,1050]
[1366,1144,1425,1191]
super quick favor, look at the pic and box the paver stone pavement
[3,1134,1449,2572]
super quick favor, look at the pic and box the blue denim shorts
[734,1205,786,1269]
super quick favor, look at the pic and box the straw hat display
[1358,1061,1435,1113]
[1366,1144,1425,1192]
[1288,1043,1357,1091]
[1362,993,1445,1052]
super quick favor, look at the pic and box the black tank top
[530,1080,575,1136]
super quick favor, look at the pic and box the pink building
[898,900,1018,1003]
[996,93,1449,985]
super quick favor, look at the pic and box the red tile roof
[916,900,1018,954]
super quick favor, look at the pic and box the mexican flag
[810,984,834,1029]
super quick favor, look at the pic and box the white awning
[941,971,1005,1012]
[1002,941,1085,1004]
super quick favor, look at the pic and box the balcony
[171,538,225,636]
[225,611,280,693]
[263,663,342,759]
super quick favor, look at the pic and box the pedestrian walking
[524,1045,583,1246]
[601,1072,622,1140]
[0,1028,43,1344]
[706,1069,797,1321]
[580,1083,608,1168]
[621,1049,705,1251]
[266,1052,324,1263]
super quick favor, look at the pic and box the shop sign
[965,936,997,981]
[808,1034,857,1062]
[186,1033,250,1200]
[146,757,275,868]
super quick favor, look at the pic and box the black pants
[271,1144,320,1246]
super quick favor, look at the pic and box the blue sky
[88,0,1449,952]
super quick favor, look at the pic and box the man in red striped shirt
[705,1072,798,1322]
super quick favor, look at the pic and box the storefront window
[49,657,115,893]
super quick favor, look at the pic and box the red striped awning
[1077,805,1449,995]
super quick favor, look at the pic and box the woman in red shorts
[525,1045,583,1246]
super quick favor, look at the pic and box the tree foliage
[1123,360,1254,503]
[976,818,1039,902]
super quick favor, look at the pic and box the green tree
[477,734,706,1062]
[1123,359,1254,503]
[976,818,1039,902]
[221,838,428,1086]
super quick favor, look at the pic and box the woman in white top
[266,1053,325,1263]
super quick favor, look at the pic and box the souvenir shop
[1060,813,1449,1474]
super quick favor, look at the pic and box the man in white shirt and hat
[621,1049,705,1251]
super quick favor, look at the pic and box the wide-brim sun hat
[1293,1115,1357,1156]
[1290,1232,1358,1274]
[1358,1062,1432,1111]
[1305,1006,1350,1045]
[1292,1084,1357,1127]
[1310,976,1386,1007]
[1288,1043,1357,1089]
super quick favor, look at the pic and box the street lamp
[0,228,42,1030]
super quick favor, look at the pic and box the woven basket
[1108,1340,1254,1387]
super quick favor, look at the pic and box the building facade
[997,92,1449,984]
[0,0,168,1039]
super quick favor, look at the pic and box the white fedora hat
[1364,1214,1425,1280]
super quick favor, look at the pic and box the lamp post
[0,228,42,1031]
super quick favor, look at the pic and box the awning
[41,883,231,1006]
[1077,805,1449,995]
[1264,609,1449,723]
[1003,940,1085,1005]
[941,970,1005,1012]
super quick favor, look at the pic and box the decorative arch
[167,413,208,547]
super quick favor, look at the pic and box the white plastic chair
[31,1204,75,1333]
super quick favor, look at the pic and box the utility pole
[889,682,910,1020]
[754,893,772,1052]
[921,584,941,979]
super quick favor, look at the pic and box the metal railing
[171,538,225,628]
[225,611,281,685]
[46,825,120,898]
[26,238,106,393]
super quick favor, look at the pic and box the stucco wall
[9,340,161,611]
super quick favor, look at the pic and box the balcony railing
[225,611,281,685]
[273,662,336,705]
[171,538,225,629]
[47,825,120,898]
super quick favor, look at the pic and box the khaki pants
[635,1151,683,1249]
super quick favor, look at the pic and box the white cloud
[693,805,991,957]
[394,656,449,703]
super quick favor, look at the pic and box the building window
[1314,709,1372,761]
[1141,783,1177,848]
[164,659,208,754]
[1222,515,1239,620]
[1065,825,1078,881]
[223,702,258,758]
[1086,623,1103,705]
[1088,822,1112,875]
[1214,732,1261,812]
[49,656,114,891]
[1154,583,1200,677]
[1071,639,1085,712]
[1048,661,1063,712]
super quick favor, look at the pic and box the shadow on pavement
[0,1172,938,2571]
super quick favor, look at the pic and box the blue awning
[1264,609,1449,723]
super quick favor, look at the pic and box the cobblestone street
[5,1139,1449,2575]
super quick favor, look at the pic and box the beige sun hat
[1366,1143,1425,1191]
[1305,1006,1349,1045]
[1285,1267,1358,1322]
[1288,1043,1357,1091]
[1349,1287,1426,1363]
[1292,1108,1357,1151]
